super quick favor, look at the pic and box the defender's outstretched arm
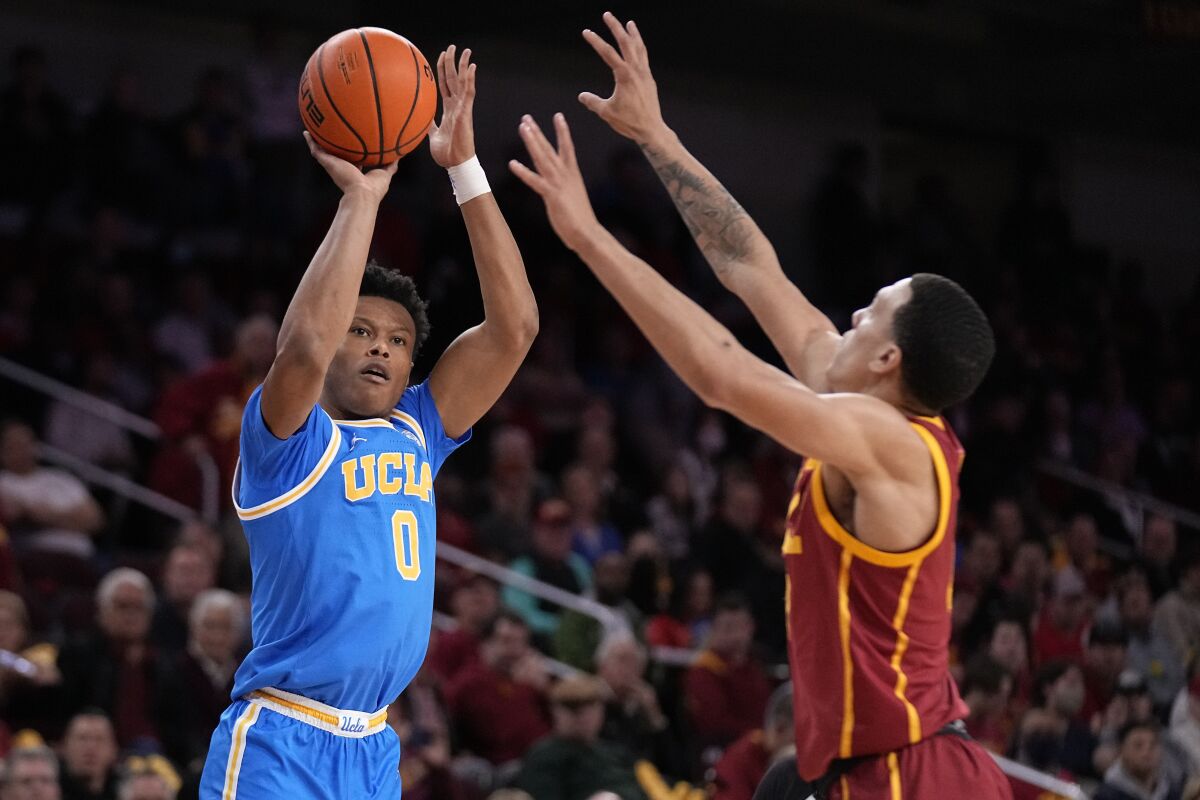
[578,12,840,389]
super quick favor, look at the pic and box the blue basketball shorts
[199,688,400,799]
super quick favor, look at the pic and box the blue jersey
[229,380,469,712]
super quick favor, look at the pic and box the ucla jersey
[229,380,469,712]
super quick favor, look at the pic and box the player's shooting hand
[303,131,398,202]
[429,45,477,168]
[579,12,666,145]
[508,113,602,251]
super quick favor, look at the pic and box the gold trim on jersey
[232,418,343,521]
[890,562,924,744]
[809,422,952,568]
[838,549,855,757]
[887,751,903,799]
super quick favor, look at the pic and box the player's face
[826,278,913,394]
[324,296,417,420]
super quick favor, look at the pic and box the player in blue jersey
[198,45,537,799]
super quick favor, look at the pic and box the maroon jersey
[783,415,970,781]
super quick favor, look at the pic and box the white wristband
[447,156,490,205]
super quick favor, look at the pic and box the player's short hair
[892,273,995,412]
[360,261,430,356]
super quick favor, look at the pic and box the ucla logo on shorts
[340,715,366,733]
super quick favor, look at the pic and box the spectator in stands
[474,426,554,559]
[1,746,61,800]
[172,67,247,230]
[1095,722,1184,800]
[593,632,674,770]
[961,654,1014,754]
[149,543,215,652]
[1137,515,1177,600]
[1155,549,1200,666]
[1059,512,1113,599]
[555,552,643,671]
[1116,572,1185,712]
[644,463,697,562]
[114,770,174,800]
[0,420,104,558]
[988,615,1033,712]
[446,611,550,766]
[56,569,161,747]
[0,46,75,214]
[710,682,794,800]
[388,691,467,800]
[155,589,244,771]
[0,590,59,729]
[1167,675,1200,779]
[1002,537,1051,616]
[1033,565,1090,666]
[1094,670,1191,786]
[504,499,592,640]
[1014,660,1096,781]
[44,354,136,473]
[58,710,118,800]
[683,594,773,750]
[1081,620,1130,725]
[515,674,647,800]
[149,314,276,514]
[426,575,497,687]
[562,463,622,567]
[646,567,713,650]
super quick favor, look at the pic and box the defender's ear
[870,342,902,376]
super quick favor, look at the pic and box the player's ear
[870,342,902,375]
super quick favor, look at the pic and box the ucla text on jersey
[229,380,470,712]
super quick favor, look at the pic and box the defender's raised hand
[508,113,600,250]
[579,12,666,144]
[429,44,477,168]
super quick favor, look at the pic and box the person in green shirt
[515,674,648,800]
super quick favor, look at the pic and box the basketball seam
[393,42,424,154]
[357,30,386,169]
[315,42,368,163]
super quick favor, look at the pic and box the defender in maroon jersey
[509,12,1013,800]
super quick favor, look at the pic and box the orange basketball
[298,28,437,168]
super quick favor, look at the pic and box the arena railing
[0,356,221,523]
[1038,457,1200,538]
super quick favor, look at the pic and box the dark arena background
[1,1,1200,798]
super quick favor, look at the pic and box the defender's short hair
[892,273,995,412]
[361,261,430,356]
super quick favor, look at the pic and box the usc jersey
[782,415,969,781]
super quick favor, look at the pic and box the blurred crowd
[1,30,1200,800]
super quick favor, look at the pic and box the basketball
[298,28,437,168]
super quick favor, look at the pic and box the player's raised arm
[578,13,839,389]
[260,137,399,438]
[509,115,922,485]
[426,46,538,440]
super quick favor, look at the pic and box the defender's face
[324,296,416,420]
[826,278,913,393]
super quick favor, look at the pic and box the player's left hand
[429,45,476,168]
[509,113,601,251]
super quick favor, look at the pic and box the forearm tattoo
[641,144,756,276]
